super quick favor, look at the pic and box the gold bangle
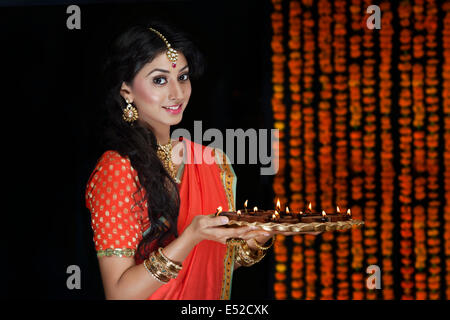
[152,250,180,279]
[149,251,172,282]
[143,255,170,283]
[226,238,255,267]
[148,261,171,283]
[241,240,264,257]
[252,236,275,251]
[225,238,266,267]
[226,238,246,246]
[158,247,183,271]
[235,240,266,267]
[152,256,179,279]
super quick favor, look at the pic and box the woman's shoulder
[96,150,131,167]
[85,150,138,201]
[91,150,138,176]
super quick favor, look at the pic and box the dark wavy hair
[99,20,205,261]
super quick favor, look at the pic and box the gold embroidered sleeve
[97,248,136,258]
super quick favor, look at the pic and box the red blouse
[86,150,150,258]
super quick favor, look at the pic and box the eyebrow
[146,65,189,77]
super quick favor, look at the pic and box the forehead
[138,51,188,76]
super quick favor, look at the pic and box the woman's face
[121,51,191,129]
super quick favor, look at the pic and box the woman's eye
[153,77,167,85]
[179,73,189,81]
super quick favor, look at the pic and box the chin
[169,118,183,126]
[166,113,184,126]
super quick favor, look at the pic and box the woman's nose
[168,80,183,101]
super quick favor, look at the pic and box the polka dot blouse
[85,150,150,258]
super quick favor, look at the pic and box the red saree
[86,138,237,300]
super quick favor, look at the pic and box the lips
[162,104,183,114]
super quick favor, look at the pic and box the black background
[3,0,277,299]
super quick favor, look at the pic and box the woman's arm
[98,226,198,300]
[98,214,269,299]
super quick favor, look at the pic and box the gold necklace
[156,139,180,184]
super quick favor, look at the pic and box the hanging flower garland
[332,0,351,300]
[412,0,427,300]
[271,0,288,300]
[443,0,450,301]
[349,0,365,300]
[287,0,304,300]
[378,0,395,300]
[425,0,441,300]
[361,0,379,301]
[317,0,334,300]
[301,0,317,300]
[288,0,303,212]
[291,235,304,299]
[398,0,415,300]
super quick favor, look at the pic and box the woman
[85,21,278,300]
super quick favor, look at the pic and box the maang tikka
[148,27,178,68]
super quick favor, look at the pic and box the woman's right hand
[184,213,271,245]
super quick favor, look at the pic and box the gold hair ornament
[148,27,178,68]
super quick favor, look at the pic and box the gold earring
[122,99,139,123]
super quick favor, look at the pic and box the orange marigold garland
[302,0,317,300]
[412,0,427,300]
[398,0,415,300]
[288,0,303,214]
[271,0,288,300]
[332,0,350,300]
[317,0,334,300]
[362,0,379,300]
[288,0,304,300]
[378,0,395,300]
[443,0,450,301]
[425,0,441,300]
[349,0,365,300]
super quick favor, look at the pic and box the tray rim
[226,218,365,233]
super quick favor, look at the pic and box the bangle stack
[229,238,267,267]
[252,236,275,251]
[143,247,183,284]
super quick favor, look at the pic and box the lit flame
[308,202,312,211]
[272,213,277,220]
[347,208,351,216]
[286,206,290,214]
[276,198,281,211]
[337,206,340,213]
[275,210,280,217]
[215,206,222,216]
[244,200,248,208]
[322,210,327,217]
[253,206,258,212]
[237,210,241,216]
